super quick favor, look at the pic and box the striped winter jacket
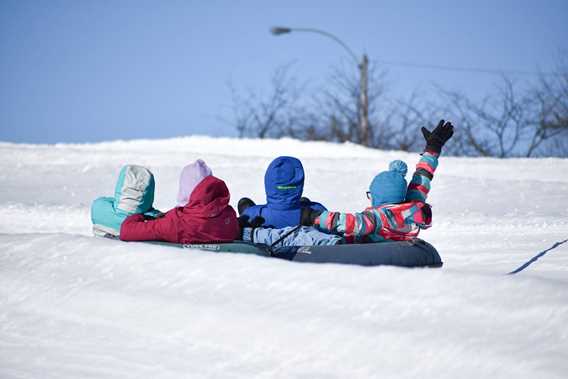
[314,151,439,243]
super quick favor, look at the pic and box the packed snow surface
[1,136,567,378]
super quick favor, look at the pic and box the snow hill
[1,136,567,378]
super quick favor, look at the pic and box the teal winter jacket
[91,165,162,237]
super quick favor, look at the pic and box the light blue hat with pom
[369,160,408,207]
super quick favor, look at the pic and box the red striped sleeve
[413,207,424,224]
[416,161,435,174]
[408,183,429,195]
[325,213,335,231]
[363,214,374,233]
[345,213,355,234]
[393,209,405,227]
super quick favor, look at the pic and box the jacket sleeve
[405,151,439,203]
[119,211,179,243]
[314,210,381,238]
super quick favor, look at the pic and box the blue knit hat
[369,160,408,206]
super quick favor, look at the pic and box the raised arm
[407,120,454,202]
[406,151,439,202]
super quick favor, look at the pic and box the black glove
[237,215,265,241]
[237,197,256,216]
[237,215,265,229]
[421,119,454,154]
[300,207,323,226]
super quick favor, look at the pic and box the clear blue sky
[1,0,566,143]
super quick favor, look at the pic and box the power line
[374,59,559,77]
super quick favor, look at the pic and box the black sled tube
[271,238,443,267]
[142,238,442,268]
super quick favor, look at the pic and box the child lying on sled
[91,165,163,238]
[119,159,240,244]
[239,120,454,246]
[238,155,327,228]
[92,160,239,244]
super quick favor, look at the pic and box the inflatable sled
[100,233,442,268]
[183,239,442,268]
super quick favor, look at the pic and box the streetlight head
[270,26,292,35]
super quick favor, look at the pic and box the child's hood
[264,156,304,210]
[113,165,156,214]
[183,175,232,218]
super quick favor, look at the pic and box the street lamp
[270,26,370,146]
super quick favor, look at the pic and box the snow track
[1,137,567,378]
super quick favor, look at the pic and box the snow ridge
[1,137,567,378]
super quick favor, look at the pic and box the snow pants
[242,226,343,247]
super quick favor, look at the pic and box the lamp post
[270,26,370,146]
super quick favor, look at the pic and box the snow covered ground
[1,136,567,378]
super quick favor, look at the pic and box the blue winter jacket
[242,156,326,228]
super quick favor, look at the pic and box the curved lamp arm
[270,26,360,66]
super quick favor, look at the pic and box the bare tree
[315,62,389,146]
[228,53,567,158]
[438,72,567,158]
[383,91,440,152]
[229,63,305,139]
[528,59,568,156]
[228,61,395,146]
[441,78,523,157]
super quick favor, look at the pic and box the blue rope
[508,238,568,275]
